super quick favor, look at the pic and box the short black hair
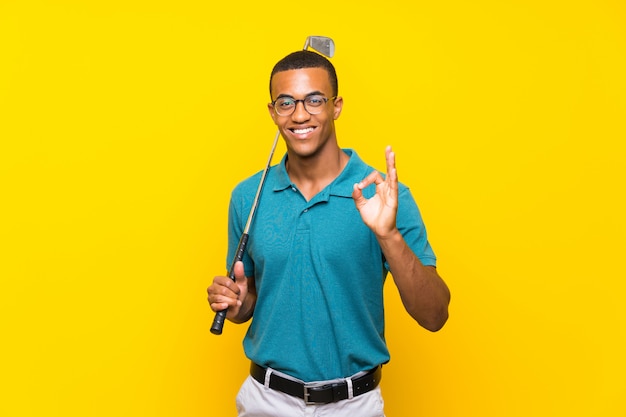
[269,50,338,98]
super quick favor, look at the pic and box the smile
[290,127,315,135]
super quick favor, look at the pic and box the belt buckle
[303,381,329,405]
[303,383,318,405]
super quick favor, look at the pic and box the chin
[288,144,322,158]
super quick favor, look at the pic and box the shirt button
[291,187,297,192]
[303,209,308,213]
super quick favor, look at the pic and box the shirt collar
[272,149,368,198]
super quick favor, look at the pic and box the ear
[332,96,343,120]
[268,102,278,124]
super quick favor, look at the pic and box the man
[207,50,450,417]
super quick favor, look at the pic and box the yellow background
[1,0,625,416]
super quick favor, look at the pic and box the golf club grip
[210,233,249,335]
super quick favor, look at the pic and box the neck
[286,146,349,200]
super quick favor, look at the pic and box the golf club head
[304,36,335,57]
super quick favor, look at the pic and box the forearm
[378,229,450,331]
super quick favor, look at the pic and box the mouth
[289,127,316,136]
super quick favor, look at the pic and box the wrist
[376,227,402,244]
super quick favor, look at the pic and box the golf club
[210,36,336,335]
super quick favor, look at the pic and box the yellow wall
[1,1,625,416]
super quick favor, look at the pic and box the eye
[277,98,295,108]
[306,96,325,106]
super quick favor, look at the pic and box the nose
[291,100,311,122]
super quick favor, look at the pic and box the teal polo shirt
[227,149,436,382]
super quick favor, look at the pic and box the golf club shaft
[210,36,334,335]
[210,130,280,335]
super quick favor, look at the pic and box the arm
[207,261,257,324]
[352,146,450,331]
[377,232,449,331]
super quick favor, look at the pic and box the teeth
[292,127,314,134]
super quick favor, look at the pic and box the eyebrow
[275,91,326,100]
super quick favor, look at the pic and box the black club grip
[210,233,249,335]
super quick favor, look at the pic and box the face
[268,67,343,159]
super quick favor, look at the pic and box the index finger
[356,169,384,190]
[385,145,397,186]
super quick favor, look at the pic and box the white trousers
[236,375,386,417]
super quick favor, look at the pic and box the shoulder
[230,164,286,207]
[232,170,264,198]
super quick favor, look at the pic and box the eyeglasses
[271,95,336,116]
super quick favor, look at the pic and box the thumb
[233,260,246,284]
[352,183,366,209]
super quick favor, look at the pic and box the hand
[352,146,399,239]
[207,261,247,318]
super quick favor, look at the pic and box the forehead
[270,67,332,99]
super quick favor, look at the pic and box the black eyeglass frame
[271,95,337,116]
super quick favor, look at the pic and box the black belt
[250,362,382,404]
